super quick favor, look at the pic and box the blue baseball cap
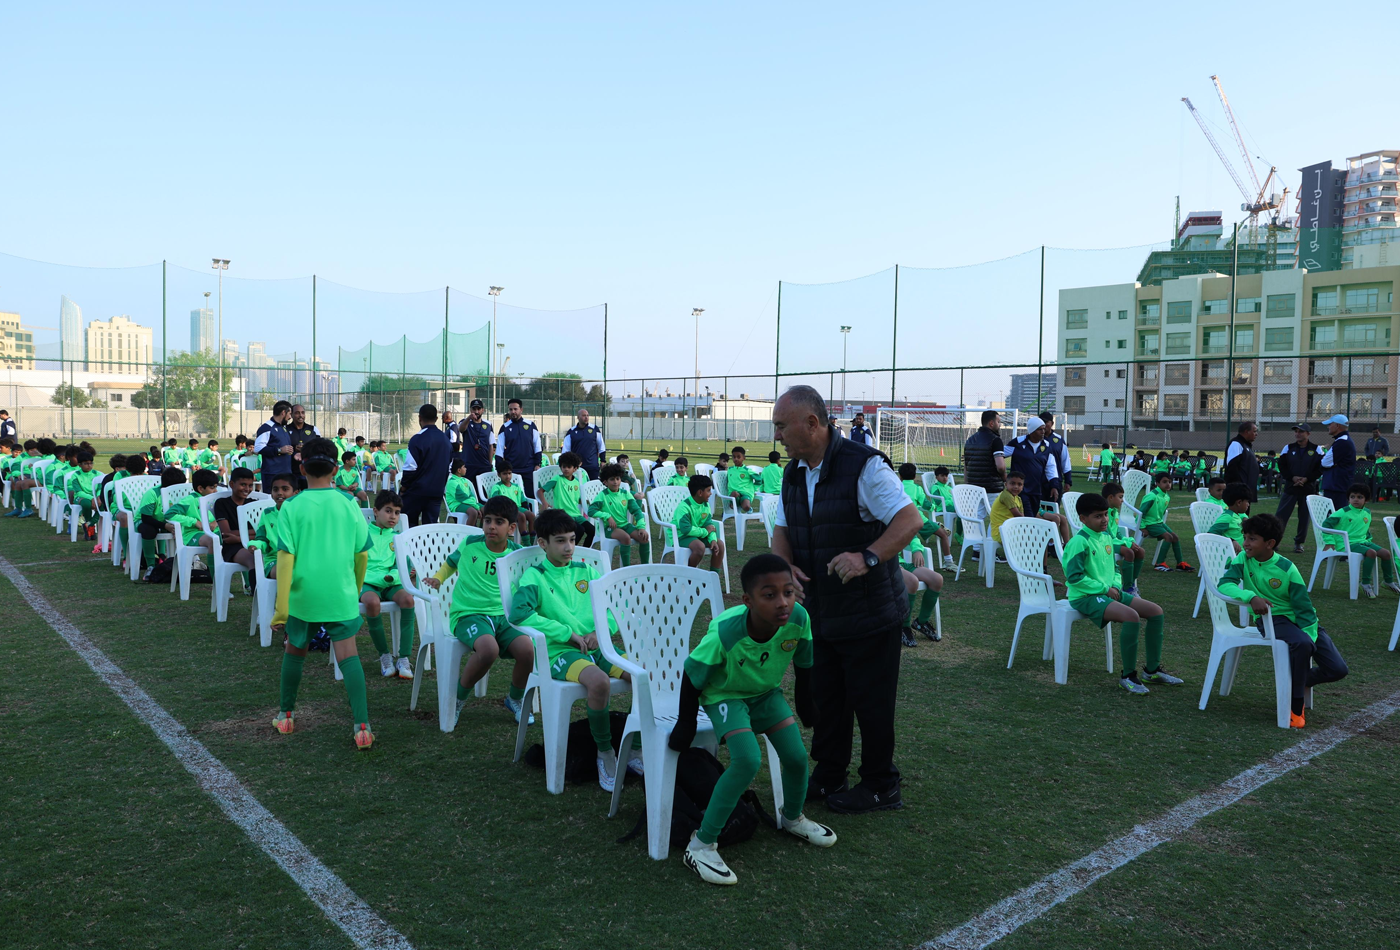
[1322,414,1349,426]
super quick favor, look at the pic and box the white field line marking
[0,555,415,950]
[923,687,1400,950]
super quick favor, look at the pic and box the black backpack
[617,746,773,850]
[523,712,631,785]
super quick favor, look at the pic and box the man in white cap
[1005,416,1056,515]
[1319,414,1356,510]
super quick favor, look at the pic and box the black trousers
[400,491,441,528]
[809,627,902,794]
[1274,491,1314,545]
[1265,618,1347,699]
[1324,489,1350,512]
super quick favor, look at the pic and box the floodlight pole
[161,261,167,440]
[840,325,852,417]
[212,258,230,435]
[692,308,705,415]
[489,286,503,412]
[1037,245,1045,410]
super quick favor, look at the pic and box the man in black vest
[770,385,922,815]
[962,409,1006,495]
[561,408,606,481]
[1276,423,1322,553]
[399,403,452,527]
[1223,421,1259,501]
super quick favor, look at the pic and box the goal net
[874,407,1020,472]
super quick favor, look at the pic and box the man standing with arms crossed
[1276,423,1322,554]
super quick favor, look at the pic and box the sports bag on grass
[616,746,773,850]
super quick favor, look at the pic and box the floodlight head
[488,286,503,296]
[692,308,704,316]
[840,325,852,332]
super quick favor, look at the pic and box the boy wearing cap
[1319,414,1356,511]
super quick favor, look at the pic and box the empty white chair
[592,564,784,860]
[761,492,781,548]
[1001,517,1113,684]
[1196,533,1294,728]
[1190,501,1226,618]
[239,501,280,647]
[500,546,624,793]
[951,483,994,587]
[713,469,764,552]
[647,485,729,593]
[693,462,715,478]
[1306,494,1360,599]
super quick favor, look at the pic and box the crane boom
[1181,97,1252,203]
[1210,74,1263,196]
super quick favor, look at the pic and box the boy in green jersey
[537,451,594,547]
[898,535,944,646]
[613,453,644,503]
[195,439,223,475]
[1207,483,1252,553]
[726,446,755,512]
[68,450,101,538]
[1218,513,1348,727]
[425,495,533,724]
[760,450,783,494]
[1067,493,1179,694]
[676,474,726,578]
[897,462,955,570]
[1101,482,1146,595]
[490,460,533,542]
[165,468,220,555]
[1203,476,1228,508]
[445,457,481,526]
[1321,482,1399,595]
[335,452,369,505]
[248,472,297,578]
[334,428,353,459]
[272,437,377,750]
[1150,452,1171,475]
[509,508,635,791]
[360,490,418,680]
[589,463,650,565]
[1141,471,1191,572]
[667,457,691,488]
[183,438,200,469]
[135,467,188,568]
[669,553,835,886]
[1098,443,1116,480]
[371,442,395,479]
[8,439,46,518]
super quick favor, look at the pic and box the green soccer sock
[586,706,612,752]
[279,652,306,712]
[638,542,650,562]
[918,589,939,622]
[1120,559,1134,587]
[620,545,631,566]
[1171,538,1183,563]
[508,684,525,702]
[457,680,471,701]
[365,615,390,655]
[766,721,810,823]
[1144,614,1165,672]
[698,728,761,843]
[397,610,416,658]
[338,654,371,725]
[1133,556,1144,584]
[1384,557,1397,584]
[1119,620,1141,678]
[906,593,917,618]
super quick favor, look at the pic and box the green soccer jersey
[1105,506,1129,542]
[195,448,221,471]
[364,523,405,587]
[70,468,99,502]
[250,505,284,571]
[1204,495,1227,510]
[588,485,642,527]
[165,493,207,544]
[666,473,690,488]
[1063,526,1128,600]
[675,495,716,543]
[928,481,955,513]
[901,479,931,512]
[395,448,409,470]
[445,474,480,512]
[1322,504,1373,549]
[436,535,520,624]
[1099,448,1116,468]
[136,486,166,522]
[277,487,373,623]
[1218,551,1318,641]
[760,464,783,494]
[1208,508,1247,544]
[334,467,360,494]
[1150,459,1170,474]
[726,466,755,498]
[684,603,814,706]
[372,450,394,472]
[334,437,353,458]
[1138,486,1170,528]
[542,473,585,517]
[509,558,616,659]
[489,482,526,506]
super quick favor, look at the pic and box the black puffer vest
[963,426,1003,493]
[781,426,906,642]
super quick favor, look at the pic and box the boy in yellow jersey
[537,451,594,547]
[510,508,634,790]
[588,463,649,565]
[271,437,376,749]
[425,495,533,724]
[445,457,482,526]
[360,490,418,680]
[490,459,533,542]
[676,474,726,577]
[669,553,834,886]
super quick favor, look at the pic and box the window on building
[1105,311,1112,320]
[1139,300,1161,318]
[1200,360,1225,382]
[1163,393,1189,413]
[1312,289,1339,316]
[1200,327,1227,354]
[1062,396,1086,414]
[1166,301,1193,323]
[1104,340,1111,348]
[1234,327,1255,353]
[1064,338,1087,358]
[1164,363,1190,385]
[1115,398,1125,408]
[1063,367,1085,387]
[1115,368,1127,379]
[1137,363,1159,384]
[1266,293,1296,318]
[1118,310,1128,320]
[1103,399,1109,407]
[1265,327,1294,352]
[1308,392,1336,416]
[1235,296,1262,313]
[1137,392,1158,414]
[1233,392,1252,413]
[1165,332,1191,355]
[1138,332,1159,357]
[1341,321,1387,348]
[1263,360,1293,383]
[1065,309,1088,328]
[1342,286,1380,313]
[111,393,122,403]
[1116,339,1127,349]
[1202,298,1230,315]
[1262,393,1291,416]
[1310,324,1337,349]
[1233,362,1252,385]
[1200,391,1224,412]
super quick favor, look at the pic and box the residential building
[0,311,36,370]
[84,314,153,375]
[1136,209,1297,285]
[190,307,214,354]
[1007,372,1056,413]
[59,295,83,365]
[87,380,145,406]
[1342,150,1399,270]
[1297,160,1348,272]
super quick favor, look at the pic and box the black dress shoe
[806,780,847,803]
[826,783,903,814]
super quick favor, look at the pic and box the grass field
[4,488,1400,950]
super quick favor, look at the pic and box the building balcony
[1136,315,1160,328]
[1348,171,1400,186]
[1343,219,1398,233]
[1199,344,1229,355]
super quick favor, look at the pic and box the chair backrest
[496,545,610,616]
[1386,516,1399,561]
[746,464,763,478]
[693,463,715,477]
[999,518,1058,608]
[1062,491,1084,534]
[591,564,724,719]
[1196,532,1247,630]
[1306,494,1336,548]
[474,470,524,502]
[647,485,690,528]
[639,459,655,484]
[761,493,781,534]
[114,475,160,513]
[652,463,677,487]
[711,468,729,497]
[1194,487,1208,502]
[1190,501,1222,536]
[362,507,408,533]
[535,464,562,501]
[236,497,276,545]
[396,523,477,621]
[951,483,989,524]
[1121,469,1150,509]
[199,489,232,533]
[161,484,194,511]
[580,479,607,512]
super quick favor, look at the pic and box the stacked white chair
[592,564,784,860]
[647,485,729,593]
[951,483,994,587]
[1386,517,1400,651]
[713,469,764,552]
[501,546,625,793]
[1196,533,1295,728]
[761,492,781,548]
[1306,494,1361,599]
[1001,517,1113,684]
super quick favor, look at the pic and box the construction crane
[1181,79,1289,266]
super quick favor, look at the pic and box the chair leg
[1008,612,1028,669]
[1389,600,1400,651]
[1104,622,1114,673]
[543,691,576,795]
[1198,643,1226,711]
[1220,646,1244,695]
[764,735,785,820]
[437,640,465,733]
[983,541,994,589]
[609,726,639,819]
[644,736,681,861]
[1052,614,1070,684]
[409,643,431,708]
[1041,614,1054,661]
[1271,642,1291,728]
[1193,577,1206,618]
[1347,554,1360,600]
[512,681,537,762]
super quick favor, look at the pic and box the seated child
[898,535,944,646]
[184,438,201,469]
[360,490,417,680]
[1141,471,1192,572]
[668,457,691,487]
[490,460,533,542]
[1068,493,1179,694]
[509,508,635,789]
[537,451,594,547]
[676,475,726,577]
[248,472,297,579]
[70,450,101,539]
[196,439,222,476]
[335,451,369,505]
[669,553,834,886]
[989,470,1026,548]
[1207,483,1252,554]
[165,468,221,559]
[425,495,534,724]
[589,463,650,565]
[761,450,783,495]
[1204,476,1228,508]
[715,452,730,471]
[614,453,644,502]
[897,462,954,570]
[1218,513,1347,727]
[1321,482,1399,596]
[1101,482,1146,595]
[213,467,260,573]
[445,457,481,526]
[726,447,755,512]
[136,466,188,570]
[271,437,377,749]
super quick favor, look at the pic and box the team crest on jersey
[575,579,589,594]
[1269,578,1282,589]
[1103,545,1112,555]
[781,639,798,652]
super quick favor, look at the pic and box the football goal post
[874,407,1020,472]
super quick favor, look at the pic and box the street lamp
[839,325,852,418]
[691,308,704,411]
[212,258,230,435]
[489,286,503,411]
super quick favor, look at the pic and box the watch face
[864,552,879,568]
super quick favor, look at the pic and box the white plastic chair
[1119,469,1150,541]
[1061,491,1084,534]
[1306,494,1361,599]
[713,469,764,552]
[29,460,53,520]
[647,485,729,593]
[148,483,193,584]
[62,473,89,541]
[238,500,279,646]
[205,495,265,621]
[1001,518,1113,684]
[393,522,489,731]
[1196,533,1294,729]
[761,493,781,548]
[651,463,676,488]
[475,470,533,512]
[534,464,562,505]
[592,564,785,860]
[172,489,226,600]
[1190,501,1229,618]
[952,483,993,587]
[920,472,957,535]
[639,459,655,487]
[693,462,715,477]
[112,475,161,577]
[1195,487,1211,503]
[49,471,72,531]
[1386,517,1400,651]
[500,546,624,793]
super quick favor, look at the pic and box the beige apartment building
[0,311,36,370]
[85,314,153,374]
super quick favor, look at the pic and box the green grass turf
[3,490,1400,949]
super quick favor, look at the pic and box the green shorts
[603,522,641,535]
[704,688,794,737]
[361,582,404,601]
[286,617,361,649]
[549,649,625,683]
[731,487,754,501]
[1142,523,1171,539]
[1070,591,1135,628]
[452,614,525,652]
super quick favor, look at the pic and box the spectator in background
[1039,411,1073,494]
[459,399,496,486]
[847,412,873,446]
[499,398,543,498]
[0,410,15,443]
[253,400,295,482]
[962,409,1006,496]
[1365,427,1391,459]
[1319,414,1356,511]
[1275,423,1322,554]
[561,408,606,481]
[1223,421,1259,501]
[399,403,451,527]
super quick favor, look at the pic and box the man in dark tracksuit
[399,404,451,527]
[459,399,496,487]
[1276,423,1322,554]
[498,398,543,498]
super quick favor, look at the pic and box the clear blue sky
[1,2,1389,403]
